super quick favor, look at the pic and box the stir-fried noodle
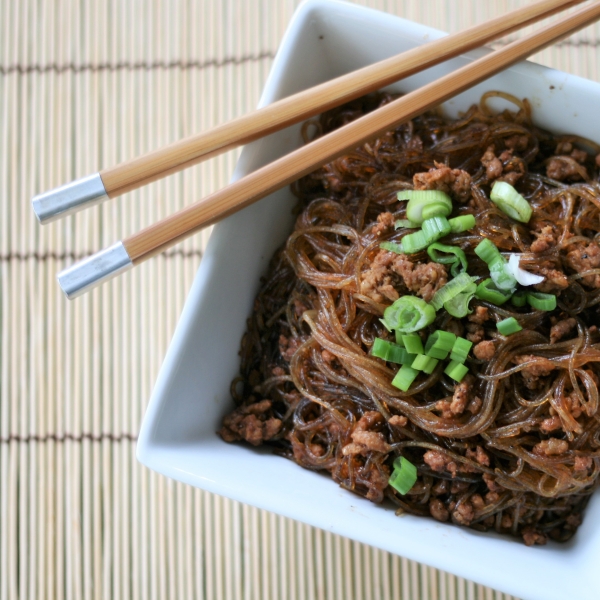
[221,93,600,545]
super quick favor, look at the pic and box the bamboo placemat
[1,1,598,598]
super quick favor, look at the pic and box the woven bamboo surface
[1,1,599,598]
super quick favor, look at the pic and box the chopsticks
[56,0,600,299]
[33,0,583,224]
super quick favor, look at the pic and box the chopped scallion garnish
[391,364,420,392]
[448,214,476,233]
[425,330,457,360]
[475,239,516,291]
[497,317,522,335]
[427,243,468,278]
[379,240,404,255]
[372,338,414,364]
[449,337,473,364]
[388,456,418,495]
[443,281,477,318]
[394,219,420,229]
[475,278,512,305]
[444,360,469,382]
[396,190,453,225]
[399,230,429,254]
[490,181,533,223]
[402,334,424,355]
[511,290,528,307]
[382,296,436,334]
[421,215,451,240]
[526,291,557,311]
[411,353,435,371]
[430,272,478,311]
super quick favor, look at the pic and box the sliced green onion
[372,338,411,364]
[450,337,473,363]
[448,214,476,233]
[475,238,502,264]
[402,334,424,355]
[490,181,532,223]
[475,278,512,305]
[430,272,477,311]
[425,330,457,360]
[427,243,468,277]
[475,239,516,291]
[421,216,451,240]
[400,230,429,254]
[422,356,439,375]
[489,258,517,291]
[388,456,418,495]
[392,364,419,392]
[394,219,420,229]
[444,360,469,382]
[395,331,405,346]
[382,296,436,334]
[443,281,477,318]
[511,290,528,307]
[396,190,452,225]
[526,291,557,311]
[379,241,404,255]
[497,316,523,335]
[411,354,434,371]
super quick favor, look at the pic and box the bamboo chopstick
[57,0,600,299]
[31,0,583,224]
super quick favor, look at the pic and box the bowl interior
[137,2,600,598]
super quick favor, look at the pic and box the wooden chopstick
[33,0,583,224]
[57,0,600,299]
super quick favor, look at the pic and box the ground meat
[450,375,474,415]
[371,211,395,236]
[532,267,569,293]
[220,400,282,446]
[482,473,502,492]
[350,430,392,454]
[465,322,485,344]
[596,153,600,168]
[522,527,548,546]
[423,450,457,477]
[466,445,490,467]
[467,396,483,415]
[513,355,556,389]
[566,242,600,288]
[570,148,588,163]
[473,340,496,360]
[574,456,593,471]
[533,438,569,456]
[397,259,448,302]
[388,415,408,428]
[550,318,577,344]
[366,466,390,502]
[497,149,526,185]
[429,499,450,522]
[343,411,391,455]
[412,161,472,202]
[481,145,503,180]
[530,224,556,253]
[546,156,588,181]
[468,305,489,324]
[279,335,303,362]
[452,501,475,526]
[360,250,448,303]
[540,415,562,433]
[356,410,384,431]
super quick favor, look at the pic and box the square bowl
[137,1,600,598]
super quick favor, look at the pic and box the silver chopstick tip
[32,173,108,224]
[58,242,133,299]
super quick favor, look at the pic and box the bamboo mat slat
[1,1,598,598]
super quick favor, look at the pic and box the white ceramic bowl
[137,2,600,598]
